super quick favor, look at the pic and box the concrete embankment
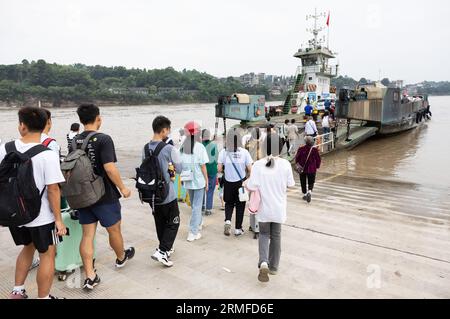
[1,172,448,299]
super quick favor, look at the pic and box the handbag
[180,169,193,182]
[226,152,249,202]
[248,189,261,214]
[180,148,195,182]
[296,147,313,174]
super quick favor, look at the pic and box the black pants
[224,180,246,230]
[152,199,180,252]
[300,173,316,194]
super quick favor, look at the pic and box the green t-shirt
[203,141,218,176]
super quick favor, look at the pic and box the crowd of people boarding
[0,103,325,299]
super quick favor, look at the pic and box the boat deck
[1,176,449,299]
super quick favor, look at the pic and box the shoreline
[0,98,284,110]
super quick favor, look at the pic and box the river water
[0,97,449,190]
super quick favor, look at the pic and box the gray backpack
[60,132,105,209]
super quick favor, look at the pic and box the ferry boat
[337,83,430,135]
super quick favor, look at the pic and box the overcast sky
[1,0,449,83]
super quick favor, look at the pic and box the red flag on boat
[326,12,330,27]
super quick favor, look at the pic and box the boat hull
[377,114,428,135]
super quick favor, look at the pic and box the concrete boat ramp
[1,173,449,299]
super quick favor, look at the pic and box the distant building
[108,87,149,95]
[129,87,149,95]
[157,87,199,96]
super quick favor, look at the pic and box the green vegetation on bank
[1,60,448,107]
[0,60,272,106]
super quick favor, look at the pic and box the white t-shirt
[218,148,253,182]
[246,158,295,223]
[40,133,61,155]
[279,124,288,139]
[305,120,318,136]
[287,124,299,140]
[180,142,209,190]
[0,140,65,227]
[322,116,330,128]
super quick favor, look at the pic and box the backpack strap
[42,137,56,148]
[154,142,168,157]
[5,141,17,154]
[144,141,167,159]
[24,144,50,198]
[24,144,50,158]
[72,132,100,152]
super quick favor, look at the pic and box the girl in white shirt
[246,132,296,283]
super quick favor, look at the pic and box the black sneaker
[306,193,312,203]
[83,274,101,290]
[302,195,307,201]
[115,247,135,268]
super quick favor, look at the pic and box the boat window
[393,92,399,102]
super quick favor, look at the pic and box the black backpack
[0,142,49,227]
[135,142,169,208]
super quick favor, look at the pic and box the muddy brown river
[1,97,449,190]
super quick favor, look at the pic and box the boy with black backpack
[0,107,67,299]
[136,116,182,267]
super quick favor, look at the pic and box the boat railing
[314,131,335,154]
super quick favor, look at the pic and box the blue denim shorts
[78,202,122,228]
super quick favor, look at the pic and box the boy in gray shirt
[142,116,182,267]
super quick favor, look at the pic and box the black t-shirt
[70,131,121,205]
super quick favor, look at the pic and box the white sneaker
[234,228,244,237]
[30,257,40,270]
[167,247,175,257]
[187,232,202,242]
[224,220,232,236]
[187,233,196,242]
[258,262,270,282]
[151,249,173,267]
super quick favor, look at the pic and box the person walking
[143,116,183,267]
[304,115,318,137]
[0,107,67,299]
[322,111,331,137]
[279,120,289,153]
[180,121,209,242]
[66,123,80,154]
[218,129,253,237]
[295,136,321,203]
[31,109,62,270]
[71,104,135,291]
[304,99,313,117]
[246,132,296,282]
[287,119,300,157]
[202,129,218,216]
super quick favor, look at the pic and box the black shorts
[9,222,57,254]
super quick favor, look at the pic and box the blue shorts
[78,202,122,228]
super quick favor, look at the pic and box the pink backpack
[248,189,261,214]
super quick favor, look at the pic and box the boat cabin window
[393,92,399,102]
